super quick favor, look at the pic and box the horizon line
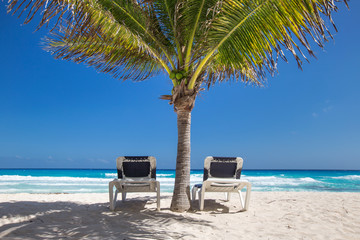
[1,168,359,171]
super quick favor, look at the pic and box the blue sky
[0,2,359,170]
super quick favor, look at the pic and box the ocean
[0,169,360,193]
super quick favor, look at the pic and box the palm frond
[152,0,180,56]
[45,23,162,81]
[181,0,220,70]
[187,0,347,89]
[7,0,174,79]
[7,0,348,90]
[96,0,176,69]
[204,54,267,88]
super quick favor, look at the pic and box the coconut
[170,72,176,79]
[176,73,183,80]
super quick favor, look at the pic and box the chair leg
[114,189,119,204]
[156,181,160,211]
[192,186,198,201]
[243,184,252,211]
[109,182,115,211]
[238,190,245,209]
[122,192,126,202]
[199,188,205,211]
[226,192,231,201]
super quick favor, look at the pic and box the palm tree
[7,0,348,212]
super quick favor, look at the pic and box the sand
[0,192,360,239]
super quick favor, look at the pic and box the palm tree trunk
[170,109,192,212]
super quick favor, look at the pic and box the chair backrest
[203,156,243,181]
[116,156,156,179]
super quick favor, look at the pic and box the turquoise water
[0,169,360,193]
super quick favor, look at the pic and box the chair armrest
[203,179,251,188]
[204,178,249,184]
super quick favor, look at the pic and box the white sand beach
[1,192,360,239]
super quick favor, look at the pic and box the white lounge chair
[109,156,160,211]
[192,156,251,211]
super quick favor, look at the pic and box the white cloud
[312,101,334,118]
[322,106,333,113]
[87,158,110,164]
[97,158,110,164]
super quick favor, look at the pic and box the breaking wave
[1,170,359,193]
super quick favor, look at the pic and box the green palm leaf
[187,0,348,89]
[8,0,176,81]
[46,29,162,81]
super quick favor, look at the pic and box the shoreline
[3,190,360,194]
[2,169,360,193]
[1,192,360,239]
[1,168,360,170]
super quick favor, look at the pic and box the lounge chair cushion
[210,162,237,178]
[123,162,151,177]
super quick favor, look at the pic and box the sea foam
[1,169,360,193]
[331,175,360,180]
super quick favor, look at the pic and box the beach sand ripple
[0,192,360,239]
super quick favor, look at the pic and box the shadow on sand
[191,198,245,214]
[0,196,216,240]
